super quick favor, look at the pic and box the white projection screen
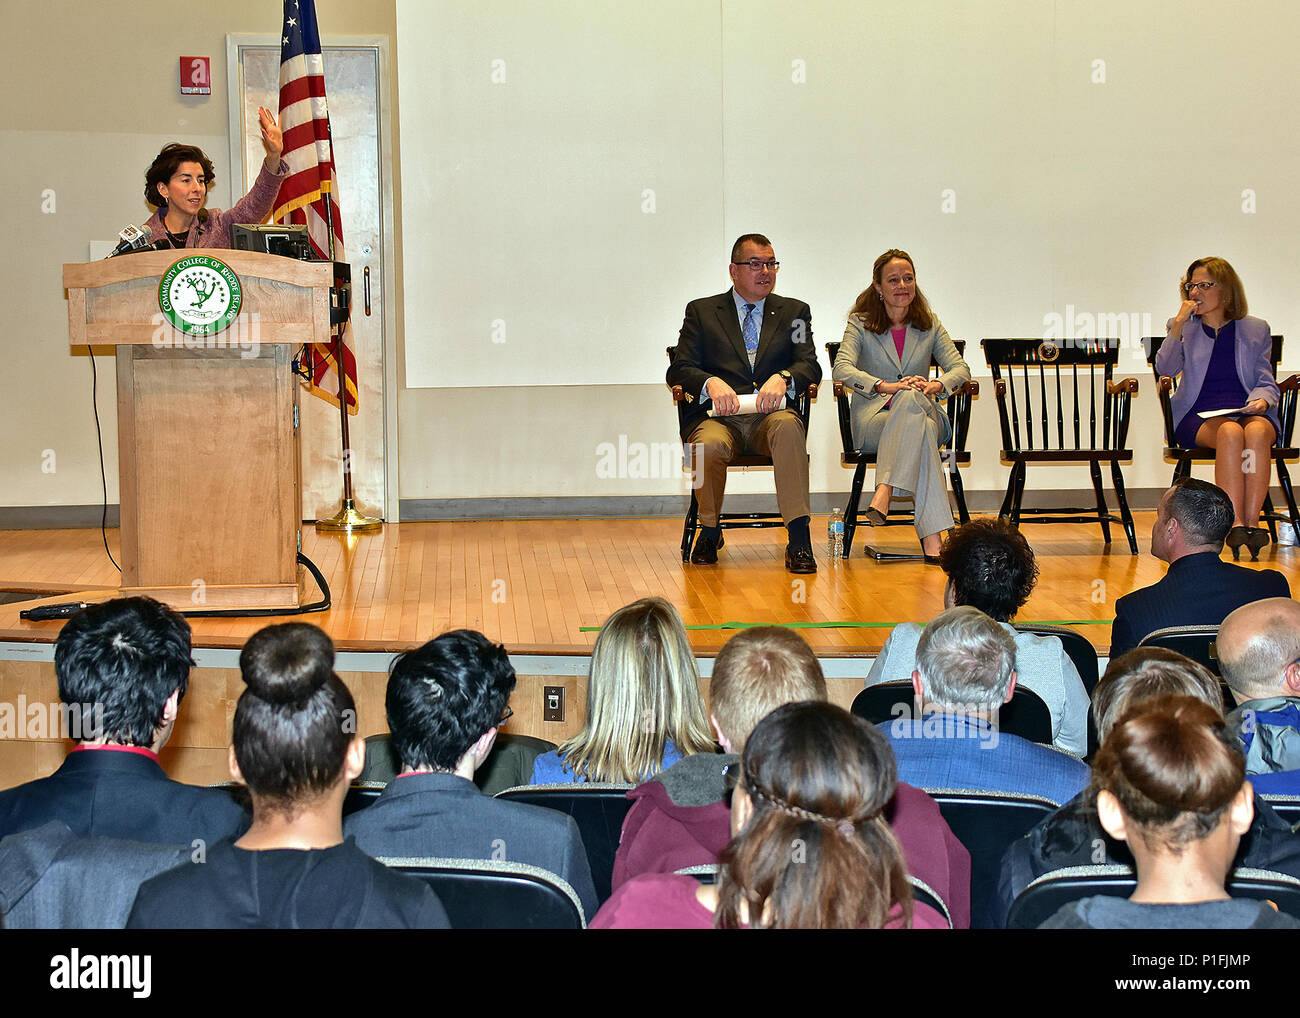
[398,0,1300,390]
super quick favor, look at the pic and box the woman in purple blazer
[1155,257,1279,559]
[140,106,287,250]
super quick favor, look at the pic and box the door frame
[225,33,400,523]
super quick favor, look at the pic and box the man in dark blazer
[667,233,821,573]
[0,598,248,847]
[1109,478,1291,658]
[344,630,598,919]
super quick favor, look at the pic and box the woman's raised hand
[258,106,284,162]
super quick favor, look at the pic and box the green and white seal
[158,255,242,336]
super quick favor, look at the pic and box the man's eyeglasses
[733,259,779,271]
[1184,281,1217,293]
[499,705,514,724]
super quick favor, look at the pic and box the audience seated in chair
[879,606,1091,805]
[0,597,247,847]
[1218,598,1300,795]
[996,648,1300,928]
[866,518,1089,756]
[128,623,448,929]
[1038,696,1299,929]
[1110,478,1289,660]
[610,625,971,927]
[343,629,597,917]
[530,598,715,784]
[592,701,948,929]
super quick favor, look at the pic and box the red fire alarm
[180,56,211,96]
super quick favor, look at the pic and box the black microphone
[106,224,153,258]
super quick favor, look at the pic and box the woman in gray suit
[833,250,970,558]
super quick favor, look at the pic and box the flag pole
[310,86,378,532]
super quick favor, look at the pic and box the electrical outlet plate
[543,685,565,722]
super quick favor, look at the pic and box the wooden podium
[63,250,335,611]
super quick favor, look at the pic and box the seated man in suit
[667,233,822,573]
[344,629,598,919]
[1110,478,1290,658]
[1218,597,1300,794]
[611,625,972,926]
[0,597,247,846]
[882,606,1091,806]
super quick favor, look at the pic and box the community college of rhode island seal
[158,255,243,336]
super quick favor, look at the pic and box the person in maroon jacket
[593,701,950,929]
[140,106,287,250]
[609,625,972,927]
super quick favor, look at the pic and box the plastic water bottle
[828,508,845,560]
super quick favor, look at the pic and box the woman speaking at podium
[1156,257,1279,559]
[140,106,287,250]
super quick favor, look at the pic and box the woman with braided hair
[591,701,948,929]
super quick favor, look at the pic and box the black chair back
[1137,625,1222,678]
[342,781,385,817]
[1006,864,1300,929]
[381,856,586,929]
[926,788,1059,929]
[1012,623,1102,758]
[495,783,634,904]
[1259,794,1300,828]
[851,681,1054,747]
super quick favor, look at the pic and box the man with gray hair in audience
[1218,597,1300,795]
[882,606,1089,807]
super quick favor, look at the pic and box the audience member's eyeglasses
[733,259,779,271]
[499,705,514,724]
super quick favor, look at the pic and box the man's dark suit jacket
[1110,551,1292,659]
[343,772,599,919]
[666,289,820,440]
[0,748,248,847]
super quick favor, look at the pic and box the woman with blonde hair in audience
[1040,696,1299,928]
[592,701,948,928]
[530,597,715,783]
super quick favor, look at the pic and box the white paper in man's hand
[707,393,762,417]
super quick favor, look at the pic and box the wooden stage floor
[1,513,1296,657]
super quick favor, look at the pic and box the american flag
[275,0,358,413]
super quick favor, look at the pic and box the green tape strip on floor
[579,619,1111,632]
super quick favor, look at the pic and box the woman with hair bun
[1040,696,1299,929]
[591,701,948,928]
[128,623,448,929]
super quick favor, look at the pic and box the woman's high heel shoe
[1244,526,1271,562]
[1226,526,1249,561]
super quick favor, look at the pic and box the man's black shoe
[785,544,816,574]
[690,530,724,564]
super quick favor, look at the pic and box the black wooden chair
[666,346,818,561]
[1005,864,1300,928]
[825,339,979,559]
[380,856,587,929]
[1143,334,1300,538]
[495,782,634,904]
[982,338,1140,553]
[850,681,1054,747]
